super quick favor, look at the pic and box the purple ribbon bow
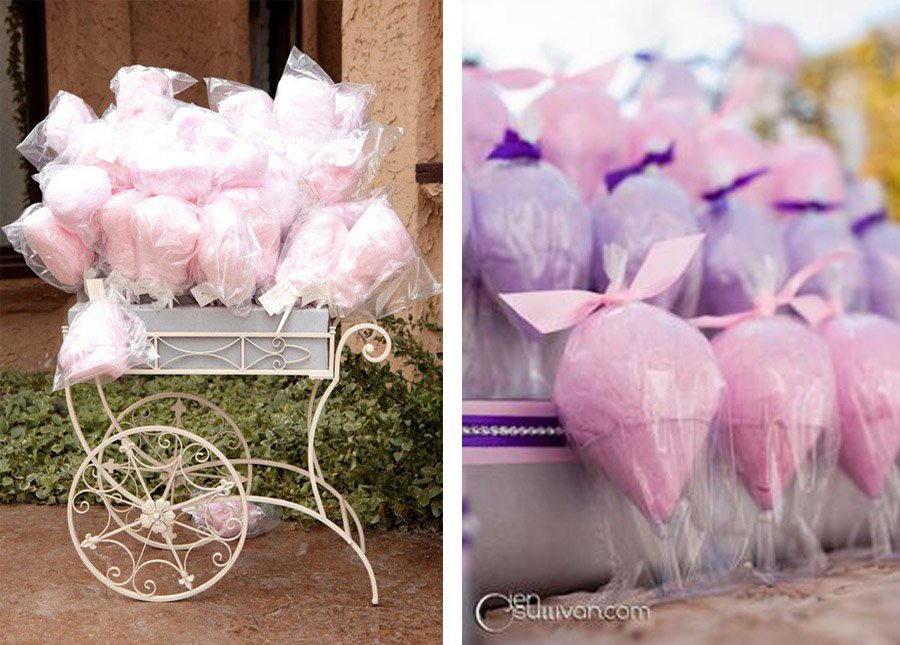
[486,129,542,162]
[773,200,842,214]
[851,210,888,237]
[604,142,676,193]
[702,168,770,216]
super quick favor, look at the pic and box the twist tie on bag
[486,129,541,162]
[702,167,770,215]
[772,199,842,215]
[850,210,888,237]
[691,250,852,330]
[604,142,676,193]
[500,234,704,334]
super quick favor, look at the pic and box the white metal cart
[63,304,390,603]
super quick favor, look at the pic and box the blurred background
[464,0,900,217]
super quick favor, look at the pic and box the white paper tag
[85,278,106,302]
[260,280,299,316]
[190,282,219,308]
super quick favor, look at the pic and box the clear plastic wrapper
[521,65,627,203]
[131,136,215,202]
[36,164,112,247]
[694,254,845,575]
[110,64,196,124]
[194,195,262,314]
[469,130,593,295]
[782,212,868,312]
[94,190,141,281]
[273,47,373,145]
[302,122,403,204]
[132,195,202,293]
[462,68,510,172]
[699,123,771,206]
[274,194,440,319]
[53,297,156,391]
[592,162,703,317]
[502,235,724,590]
[2,203,94,291]
[16,91,97,170]
[188,499,281,539]
[216,188,282,288]
[699,183,787,316]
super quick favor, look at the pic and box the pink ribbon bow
[691,250,852,330]
[464,60,620,92]
[500,234,705,334]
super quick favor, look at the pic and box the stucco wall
[342,0,443,325]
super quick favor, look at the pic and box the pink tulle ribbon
[500,234,705,334]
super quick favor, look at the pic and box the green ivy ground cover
[0,314,442,532]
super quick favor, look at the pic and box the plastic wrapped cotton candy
[53,298,156,391]
[58,120,133,190]
[502,235,721,587]
[94,190,141,281]
[846,179,900,321]
[768,137,847,208]
[303,123,402,204]
[195,196,262,312]
[110,65,196,123]
[521,65,627,203]
[39,165,112,244]
[593,146,702,315]
[2,204,94,291]
[699,171,787,316]
[741,22,801,77]
[470,130,592,295]
[216,188,282,287]
[332,196,419,313]
[782,212,868,312]
[274,47,372,144]
[700,124,771,206]
[462,68,510,173]
[627,101,707,197]
[133,196,201,290]
[693,252,846,571]
[133,141,214,201]
[189,500,280,539]
[276,207,349,302]
[206,77,276,127]
[17,91,97,169]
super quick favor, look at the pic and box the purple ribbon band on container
[604,142,676,193]
[851,210,887,237]
[486,129,542,162]
[463,414,560,428]
[773,200,842,214]
[462,434,567,448]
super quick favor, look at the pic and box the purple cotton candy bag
[470,130,593,296]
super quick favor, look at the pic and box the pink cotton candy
[274,75,337,142]
[462,72,510,172]
[333,199,417,312]
[217,188,282,287]
[742,22,801,76]
[555,302,724,523]
[700,124,771,205]
[276,209,349,298]
[333,83,372,134]
[133,196,201,288]
[525,84,627,203]
[17,204,94,289]
[712,316,837,510]
[43,92,96,156]
[59,120,133,190]
[41,165,112,244]
[216,86,274,118]
[95,190,141,280]
[261,154,303,236]
[820,314,900,498]
[767,137,847,205]
[111,65,193,123]
[628,101,707,196]
[304,133,370,203]
[135,145,214,201]
[197,196,260,309]
[56,301,133,385]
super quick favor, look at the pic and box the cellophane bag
[17,90,98,170]
[275,193,440,320]
[698,257,842,577]
[53,297,156,391]
[462,68,510,173]
[188,499,281,539]
[2,203,95,292]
